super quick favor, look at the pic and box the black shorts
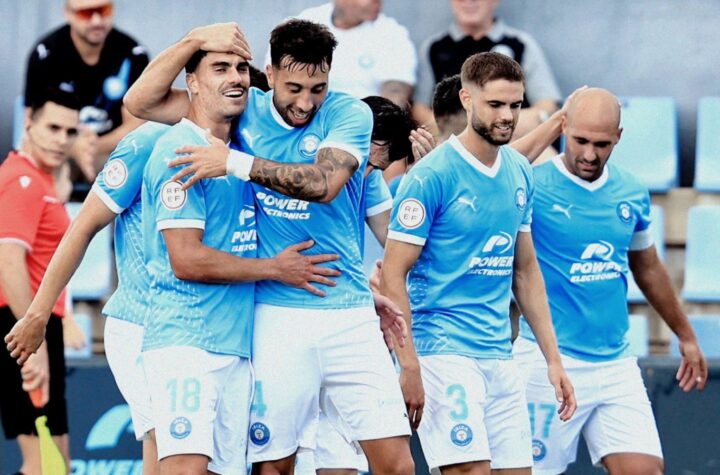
[0,307,68,438]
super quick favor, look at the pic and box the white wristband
[227,149,255,181]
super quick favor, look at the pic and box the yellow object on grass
[34,415,66,475]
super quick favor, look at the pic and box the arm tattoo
[249,147,359,202]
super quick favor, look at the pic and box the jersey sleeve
[128,43,150,87]
[518,157,534,233]
[630,188,653,251]
[365,170,393,217]
[318,97,373,166]
[0,174,45,250]
[92,134,147,213]
[387,166,442,246]
[24,42,49,108]
[146,141,207,231]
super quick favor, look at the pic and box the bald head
[566,88,621,131]
[562,88,623,182]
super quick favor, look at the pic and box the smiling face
[562,89,622,182]
[460,78,523,146]
[266,58,329,128]
[186,52,250,121]
[25,102,79,172]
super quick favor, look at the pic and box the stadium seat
[682,206,720,302]
[669,315,720,358]
[66,202,114,300]
[611,97,678,192]
[13,96,24,149]
[63,312,93,359]
[627,205,665,303]
[627,314,649,357]
[695,97,720,191]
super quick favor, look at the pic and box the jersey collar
[180,118,230,145]
[267,91,295,131]
[552,154,609,191]
[448,134,502,178]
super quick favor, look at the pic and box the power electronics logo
[256,191,310,220]
[468,232,514,277]
[570,241,622,283]
[70,404,142,474]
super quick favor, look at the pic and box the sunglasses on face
[71,3,113,20]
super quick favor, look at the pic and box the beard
[470,115,514,146]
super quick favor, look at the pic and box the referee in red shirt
[0,89,80,475]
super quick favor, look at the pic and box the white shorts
[293,410,369,474]
[248,304,410,464]
[314,409,369,471]
[144,346,253,474]
[417,355,532,471]
[104,317,153,440]
[513,337,663,475]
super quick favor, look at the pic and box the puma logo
[241,129,261,148]
[551,203,573,219]
[458,196,478,212]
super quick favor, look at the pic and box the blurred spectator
[290,0,417,107]
[0,89,80,475]
[24,0,149,198]
[415,0,561,136]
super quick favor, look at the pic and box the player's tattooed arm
[249,147,359,203]
[170,133,359,202]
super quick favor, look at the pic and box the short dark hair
[269,19,337,74]
[460,52,524,89]
[249,64,270,92]
[29,88,81,119]
[362,96,414,163]
[432,74,463,121]
[185,50,208,74]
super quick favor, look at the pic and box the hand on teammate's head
[189,22,252,60]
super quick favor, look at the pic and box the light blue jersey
[234,88,373,309]
[142,119,256,358]
[92,122,169,325]
[360,169,393,274]
[388,135,534,358]
[519,155,653,362]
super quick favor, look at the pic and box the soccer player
[0,88,79,475]
[513,88,707,475]
[7,121,169,475]
[380,52,576,475]
[124,20,414,475]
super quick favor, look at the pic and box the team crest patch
[532,439,547,461]
[170,417,192,439]
[104,159,128,189]
[616,201,632,224]
[397,198,426,229]
[160,180,187,210]
[450,423,473,447]
[299,134,321,158]
[515,187,527,210]
[249,422,271,446]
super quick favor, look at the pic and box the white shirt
[269,2,417,99]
